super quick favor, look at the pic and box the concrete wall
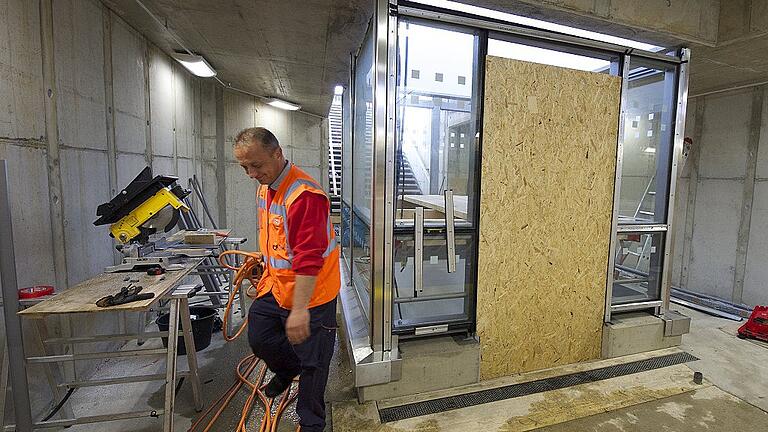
[672,85,768,307]
[0,0,329,417]
[0,0,205,416]
[0,0,329,304]
[199,84,328,250]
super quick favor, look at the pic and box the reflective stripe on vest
[269,256,292,269]
[284,179,322,202]
[269,202,293,259]
[322,217,337,257]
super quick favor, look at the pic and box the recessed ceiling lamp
[171,52,217,78]
[644,147,656,154]
[266,98,301,111]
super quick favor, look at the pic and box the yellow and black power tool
[93,167,190,244]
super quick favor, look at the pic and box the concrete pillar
[733,86,765,304]
[143,40,153,167]
[680,99,705,289]
[215,86,227,227]
[101,9,118,198]
[40,0,68,293]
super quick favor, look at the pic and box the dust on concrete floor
[331,304,768,431]
[52,311,355,432]
[537,386,768,431]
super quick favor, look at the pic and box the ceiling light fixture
[644,147,656,154]
[334,85,344,95]
[171,52,217,78]
[266,98,301,111]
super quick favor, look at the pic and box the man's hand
[286,308,310,345]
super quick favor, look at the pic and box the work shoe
[264,374,292,398]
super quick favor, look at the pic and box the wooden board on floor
[19,259,201,317]
[477,56,621,379]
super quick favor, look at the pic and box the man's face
[234,142,284,185]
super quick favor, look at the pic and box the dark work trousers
[248,293,337,432]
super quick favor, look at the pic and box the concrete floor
[536,305,768,431]
[34,304,768,431]
[331,305,768,431]
[51,307,355,432]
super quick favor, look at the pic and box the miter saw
[94,167,210,272]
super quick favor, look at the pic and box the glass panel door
[611,57,678,308]
[350,24,375,318]
[617,60,677,225]
[612,231,665,304]
[392,18,481,333]
[394,20,481,228]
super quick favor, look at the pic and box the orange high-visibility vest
[255,164,340,309]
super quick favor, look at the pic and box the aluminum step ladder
[633,175,656,222]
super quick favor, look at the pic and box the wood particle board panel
[477,56,621,380]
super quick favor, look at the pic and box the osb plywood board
[477,56,620,380]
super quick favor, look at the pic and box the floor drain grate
[378,351,699,423]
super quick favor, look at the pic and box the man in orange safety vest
[234,127,340,432]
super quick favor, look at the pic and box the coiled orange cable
[187,251,298,432]
[217,250,264,341]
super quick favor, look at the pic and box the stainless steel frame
[370,0,395,356]
[342,51,355,277]
[607,49,690,319]
[660,48,691,314]
[444,190,457,273]
[611,300,664,313]
[0,160,34,431]
[616,224,668,233]
[415,207,424,293]
[397,1,681,65]
[339,0,689,390]
[604,55,631,323]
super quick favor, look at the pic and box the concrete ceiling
[454,0,768,97]
[106,0,768,115]
[103,0,372,116]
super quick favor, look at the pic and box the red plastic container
[18,285,55,299]
[738,305,768,342]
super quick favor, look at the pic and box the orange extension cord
[187,251,298,432]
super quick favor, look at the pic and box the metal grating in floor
[378,351,699,423]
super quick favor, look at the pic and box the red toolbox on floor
[738,305,768,342]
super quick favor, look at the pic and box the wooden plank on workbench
[19,259,201,317]
[165,229,232,246]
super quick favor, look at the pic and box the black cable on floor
[42,388,74,422]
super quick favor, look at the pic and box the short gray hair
[234,127,280,151]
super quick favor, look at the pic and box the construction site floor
[45,304,767,431]
[331,305,768,431]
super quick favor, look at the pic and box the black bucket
[156,306,217,355]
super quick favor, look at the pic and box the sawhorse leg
[163,295,204,432]
[163,299,179,432]
[178,297,203,412]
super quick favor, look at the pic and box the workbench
[16,258,204,431]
